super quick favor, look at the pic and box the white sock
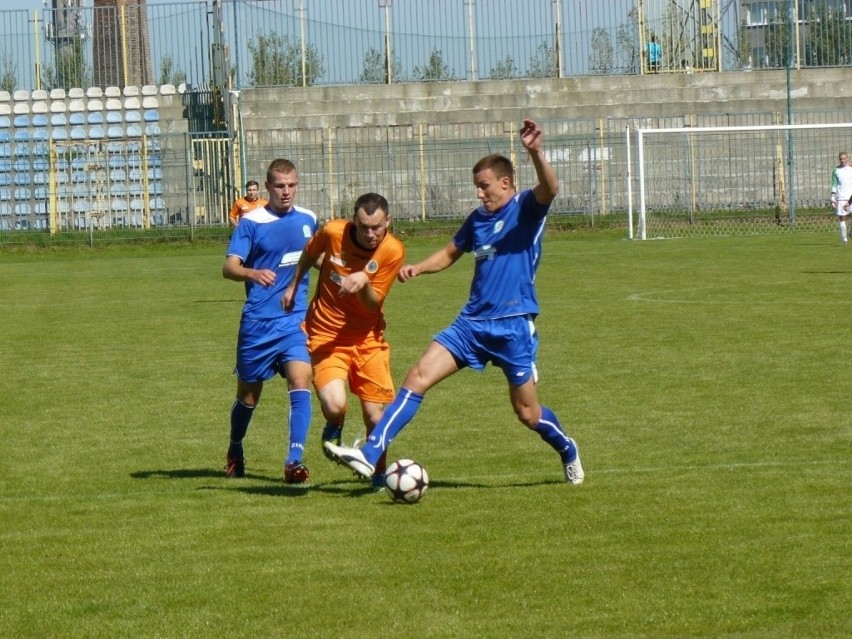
[840,220,848,242]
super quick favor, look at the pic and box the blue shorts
[434,314,539,386]
[235,315,311,383]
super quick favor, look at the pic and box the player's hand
[281,285,295,311]
[830,197,837,207]
[397,264,420,282]
[339,271,369,296]
[520,119,543,152]
[251,268,276,287]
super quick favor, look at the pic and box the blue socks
[228,398,255,457]
[286,388,312,465]
[362,388,423,466]
[534,405,577,463]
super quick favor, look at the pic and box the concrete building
[92,0,153,88]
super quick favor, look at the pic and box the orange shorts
[309,336,395,404]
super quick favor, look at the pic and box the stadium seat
[13,157,29,171]
[104,86,121,98]
[142,96,159,109]
[13,173,31,187]
[88,126,105,139]
[14,202,32,215]
[12,89,29,102]
[86,87,103,98]
[88,111,105,124]
[68,100,84,113]
[0,105,9,117]
[105,98,122,111]
[32,113,48,127]
[159,84,176,95]
[128,167,143,181]
[0,140,9,153]
[51,113,67,127]
[110,168,126,182]
[145,123,161,136]
[33,158,49,171]
[13,114,29,128]
[0,91,10,102]
[51,128,68,141]
[32,142,49,156]
[12,102,29,115]
[13,131,31,144]
[126,154,141,168]
[0,186,9,198]
[86,99,104,112]
[0,174,10,187]
[69,112,85,125]
[143,109,160,122]
[31,89,48,101]
[106,141,124,153]
[0,158,10,171]
[68,87,84,99]
[50,100,66,113]
[125,110,141,123]
[108,155,126,169]
[141,84,157,96]
[31,101,48,114]
[107,125,124,139]
[106,111,122,124]
[0,116,8,128]
[126,124,142,137]
[49,88,66,100]
[124,97,141,110]
[123,85,140,97]
[34,186,49,199]
[70,127,87,140]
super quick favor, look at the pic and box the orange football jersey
[304,218,405,344]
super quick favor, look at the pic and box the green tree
[763,6,791,68]
[589,27,613,75]
[616,7,639,74]
[804,3,851,66]
[360,46,402,83]
[0,53,16,93]
[43,39,90,90]
[159,55,187,86]
[489,55,518,79]
[247,32,324,87]
[528,42,556,78]
[737,18,753,69]
[412,48,455,81]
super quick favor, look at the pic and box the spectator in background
[646,34,662,73]
[228,180,267,228]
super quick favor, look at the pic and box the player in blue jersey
[222,158,317,483]
[325,119,584,485]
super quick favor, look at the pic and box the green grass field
[1,232,849,638]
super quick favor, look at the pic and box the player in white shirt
[829,151,852,245]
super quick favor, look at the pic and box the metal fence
[3,1,851,96]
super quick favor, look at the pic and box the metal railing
[6,1,851,95]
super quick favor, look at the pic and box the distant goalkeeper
[829,151,852,245]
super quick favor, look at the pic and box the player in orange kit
[282,192,405,489]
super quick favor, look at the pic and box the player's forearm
[529,148,559,202]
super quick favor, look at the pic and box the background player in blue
[325,118,584,485]
[222,158,317,484]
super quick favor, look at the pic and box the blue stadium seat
[0,158,10,172]
[106,111,122,124]
[0,137,9,149]
[13,157,29,171]
[13,142,30,156]
[128,168,143,181]
[107,125,123,139]
[0,116,9,128]
[33,158,49,171]
[69,112,85,125]
[145,123,161,136]
[51,128,69,141]
[0,174,10,187]
[110,184,127,197]
[33,171,47,184]
[126,154,141,168]
[34,186,48,200]
[14,173,31,186]
[14,202,31,215]
[32,113,48,127]
[72,183,89,196]
[70,127,87,140]
[50,113,67,127]
[88,126,105,139]
[70,157,86,170]
[126,124,142,137]
[13,114,29,128]
[13,130,31,142]
[108,155,126,169]
[32,142,49,156]
[0,187,9,199]
[110,168,126,182]
[88,111,105,124]
[143,109,160,122]
[56,158,69,171]
[125,110,141,123]
[106,141,124,154]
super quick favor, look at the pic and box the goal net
[630,122,852,240]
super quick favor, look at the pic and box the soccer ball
[384,459,429,504]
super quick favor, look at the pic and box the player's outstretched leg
[284,388,312,484]
[225,398,255,478]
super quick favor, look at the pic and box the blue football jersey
[453,189,549,319]
[226,205,317,321]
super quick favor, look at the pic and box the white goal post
[629,122,852,240]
